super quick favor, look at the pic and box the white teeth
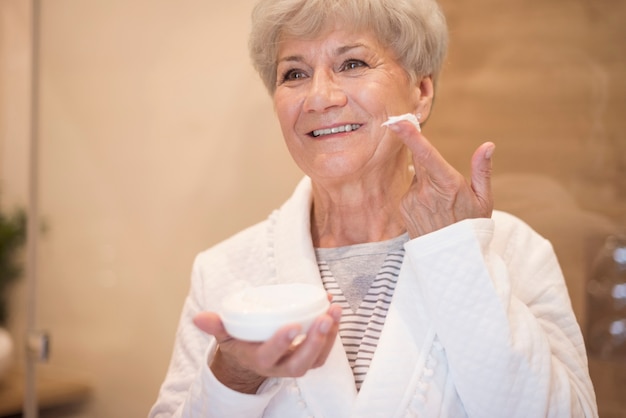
[312,124,361,138]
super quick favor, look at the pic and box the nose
[302,69,347,112]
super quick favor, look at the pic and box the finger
[294,304,342,368]
[276,312,338,376]
[385,120,455,180]
[290,321,331,373]
[193,312,230,341]
[326,292,334,303]
[470,142,495,212]
[255,324,303,371]
[327,302,342,321]
[312,304,342,368]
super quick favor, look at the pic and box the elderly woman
[150,0,597,416]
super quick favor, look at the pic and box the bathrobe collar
[270,177,435,417]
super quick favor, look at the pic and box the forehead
[276,28,384,60]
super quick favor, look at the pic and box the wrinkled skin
[390,120,494,238]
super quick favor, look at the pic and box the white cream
[381,113,421,132]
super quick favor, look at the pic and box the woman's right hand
[385,120,494,237]
[193,304,342,394]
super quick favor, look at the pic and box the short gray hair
[249,0,449,94]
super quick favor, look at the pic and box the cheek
[273,93,300,131]
[351,80,412,118]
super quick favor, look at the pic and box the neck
[310,167,413,248]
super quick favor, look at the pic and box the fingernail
[288,327,300,340]
[385,122,401,133]
[485,144,495,159]
[319,317,332,335]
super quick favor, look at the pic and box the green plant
[0,208,26,326]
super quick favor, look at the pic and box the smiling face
[273,28,433,184]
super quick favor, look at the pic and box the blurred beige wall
[0,0,624,416]
[2,1,302,416]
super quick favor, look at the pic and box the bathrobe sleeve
[403,213,598,418]
[149,252,283,418]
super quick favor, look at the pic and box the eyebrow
[336,43,366,55]
[277,42,368,65]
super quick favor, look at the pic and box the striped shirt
[315,234,407,390]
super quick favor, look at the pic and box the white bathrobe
[149,177,598,418]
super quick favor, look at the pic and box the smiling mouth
[310,124,362,138]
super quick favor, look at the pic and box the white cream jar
[220,283,330,342]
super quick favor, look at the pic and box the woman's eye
[280,69,307,83]
[341,60,368,71]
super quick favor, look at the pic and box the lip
[308,123,363,138]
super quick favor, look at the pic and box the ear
[413,76,434,122]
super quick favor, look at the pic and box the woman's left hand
[386,120,495,238]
